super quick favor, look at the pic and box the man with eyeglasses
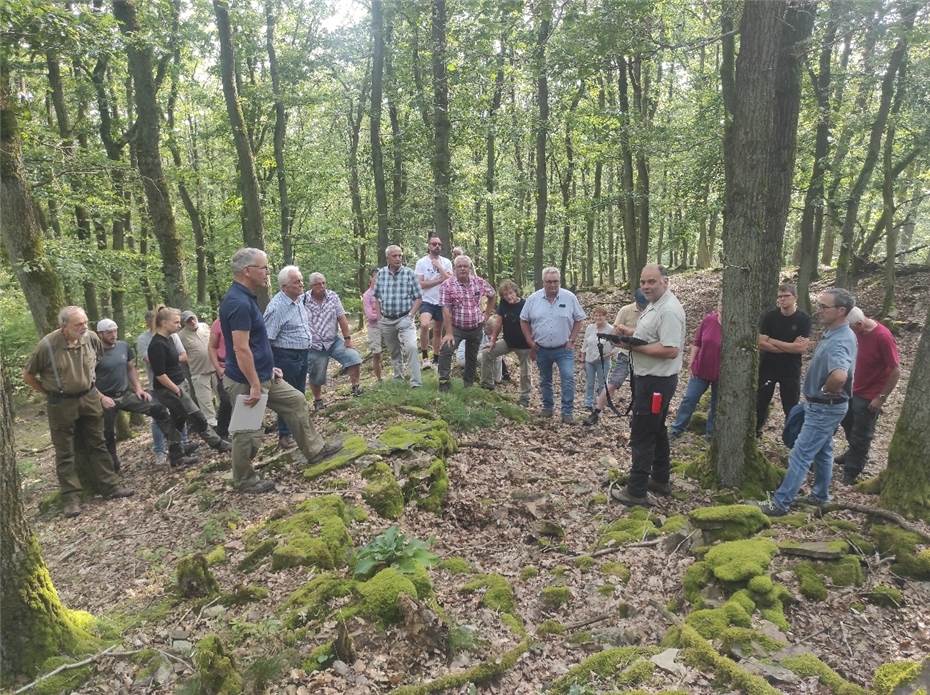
[415,236,453,369]
[756,283,811,437]
[220,248,343,493]
[757,288,857,516]
[374,244,423,387]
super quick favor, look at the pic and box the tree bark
[431,0,452,248]
[532,1,551,289]
[879,66,907,317]
[213,0,267,299]
[266,1,293,266]
[485,39,505,288]
[880,301,930,518]
[713,0,814,488]
[1,58,67,336]
[371,0,390,265]
[113,0,190,308]
[348,67,371,295]
[385,10,404,225]
[617,58,640,287]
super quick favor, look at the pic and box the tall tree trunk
[348,69,371,294]
[835,4,916,288]
[213,0,267,295]
[370,0,390,264]
[630,57,651,273]
[113,0,190,308]
[713,0,814,488]
[1,59,67,336]
[385,11,404,225]
[880,66,907,317]
[797,7,838,313]
[485,39,505,288]
[558,87,582,281]
[430,0,452,247]
[266,1,292,265]
[880,301,930,518]
[618,58,640,286]
[532,2,551,289]
[606,164,615,285]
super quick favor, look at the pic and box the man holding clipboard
[220,248,344,493]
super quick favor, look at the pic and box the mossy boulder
[865,583,903,608]
[819,555,864,587]
[781,653,866,694]
[461,573,515,613]
[357,567,419,623]
[303,434,368,479]
[218,584,268,607]
[176,554,219,598]
[704,538,779,584]
[683,561,713,605]
[685,597,752,639]
[401,457,449,513]
[361,462,405,519]
[688,504,771,542]
[871,525,930,580]
[541,585,571,610]
[597,507,660,547]
[794,562,828,601]
[378,418,457,457]
[675,624,781,695]
[872,659,923,695]
[283,573,356,628]
[193,635,242,694]
[549,646,655,694]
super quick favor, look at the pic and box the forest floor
[12,267,930,695]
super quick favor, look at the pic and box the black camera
[597,333,647,347]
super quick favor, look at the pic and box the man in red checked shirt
[436,255,496,392]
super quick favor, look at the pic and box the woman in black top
[148,305,230,465]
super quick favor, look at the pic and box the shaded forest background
[1,0,928,368]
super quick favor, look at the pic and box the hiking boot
[438,380,451,393]
[183,441,201,455]
[648,479,672,496]
[239,479,276,494]
[105,486,135,499]
[755,500,787,517]
[154,452,168,466]
[313,398,325,412]
[62,497,82,518]
[842,472,858,486]
[582,409,601,426]
[561,414,574,425]
[797,493,827,509]
[611,487,653,507]
[170,455,200,468]
[212,439,232,452]
[518,397,530,408]
[540,408,553,419]
[351,384,363,397]
[305,437,345,466]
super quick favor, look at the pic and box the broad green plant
[352,526,437,579]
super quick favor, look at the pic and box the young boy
[581,306,615,410]
[361,268,383,382]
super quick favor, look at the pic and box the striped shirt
[439,275,495,329]
[373,265,421,318]
[263,290,313,350]
[303,289,346,351]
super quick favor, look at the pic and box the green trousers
[47,392,121,499]
[224,378,324,487]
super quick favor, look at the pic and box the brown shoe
[647,479,672,496]
[278,435,296,450]
[62,497,81,518]
[105,487,135,499]
[305,437,345,466]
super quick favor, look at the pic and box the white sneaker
[154,452,167,466]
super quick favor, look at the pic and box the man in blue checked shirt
[263,265,313,450]
[373,244,423,387]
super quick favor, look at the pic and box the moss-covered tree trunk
[880,304,930,519]
[0,366,95,681]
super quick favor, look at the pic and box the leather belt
[807,395,847,405]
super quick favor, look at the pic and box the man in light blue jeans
[520,267,585,424]
[758,287,858,516]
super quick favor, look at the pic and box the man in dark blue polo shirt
[220,248,343,493]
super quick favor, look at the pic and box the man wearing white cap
[179,310,219,427]
[95,318,189,471]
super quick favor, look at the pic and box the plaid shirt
[303,289,346,351]
[263,290,313,350]
[374,265,421,318]
[439,275,495,329]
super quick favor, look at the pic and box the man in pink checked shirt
[436,255,496,392]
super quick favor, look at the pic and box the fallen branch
[819,502,930,543]
[590,538,661,558]
[13,646,142,694]
[563,612,613,632]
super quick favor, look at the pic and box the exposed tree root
[819,502,930,543]
[14,647,142,694]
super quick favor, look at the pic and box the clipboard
[228,394,269,432]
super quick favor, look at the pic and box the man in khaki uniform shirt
[23,306,134,518]
[179,310,218,426]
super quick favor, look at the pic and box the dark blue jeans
[272,347,309,436]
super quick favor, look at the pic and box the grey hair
[823,287,855,317]
[278,265,302,288]
[231,247,264,276]
[385,244,402,256]
[657,265,670,279]
[307,272,326,286]
[846,306,865,325]
[454,254,473,268]
[58,306,86,327]
[541,266,560,279]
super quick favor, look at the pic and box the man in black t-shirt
[480,279,532,406]
[95,318,177,471]
[756,283,811,436]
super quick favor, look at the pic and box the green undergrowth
[675,624,780,695]
[781,653,866,694]
[871,524,930,579]
[872,660,923,695]
[191,634,242,694]
[327,377,527,432]
[548,646,657,694]
[682,443,784,500]
[596,507,688,548]
[461,573,516,613]
[379,418,457,457]
[303,435,368,479]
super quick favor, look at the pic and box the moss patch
[688,504,771,541]
[820,555,864,587]
[677,624,780,694]
[600,561,631,582]
[541,585,571,610]
[537,619,565,636]
[193,635,242,694]
[597,508,660,547]
[379,418,457,457]
[283,573,355,628]
[461,574,515,613]
[357,567,419,623]
[871,524,930,579]
[872,660,922,695]
[402,457,449,513]
[519,565,539,580]
[440,557,473,575]
[204,545,227,566]
[302,434,368,479]
[549,646,654,694]
[391,638,530,694]
[176,554,219,598]
[795,562,828,601]
[781,653,865,694]
[865,583,903,608]
[361,462,405,519]
[703,538,779,583]
[219,584,268,607]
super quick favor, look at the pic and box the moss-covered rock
[676,624,780,695]
[865,583,904,608]
[719,626,786,656]
[704,538,779,583]
[684,446,784,500]
[685,597,752,639]
[872,660,922,695]
[219,584,269,607]
[819,555,864,587]
[379,418,457,457]
[549,646,654,694]
[597,508,660,547]
[357,567,419,623]
[402,457,449,513]
[600,561,631,583]
[781,653,866,694]
[688,504,771,542]
[302,434,368,479]
[461,574,515,613]
[303,640,336,672]
[537,619,565,636]
[795,562,828,601]
[872,524,930,580]
[683,561,712,605]
[283,573,355,628]
[193,635,242,694]
[237,539,276,572]
[361,462,405,519]
[541,585,571,610]
[440,557,473,575]
[204,545,227,566]
[176,554,219,598]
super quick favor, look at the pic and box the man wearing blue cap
[583,288,648,426]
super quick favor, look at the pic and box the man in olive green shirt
[23,306,133,518]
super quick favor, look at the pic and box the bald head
[639,264,669,303]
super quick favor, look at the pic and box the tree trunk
[1,58,67,336]
[617,58,640,286]
[348,68,371,294]
[385,11,404,225]
[430,0,452,248]
[113,0,190,308]
[213,0,267,288]
[370,0,390,265]
[835,4,917,288]
[266,1,293,266]
[713,0,814,489]
[880,301,930,518]
[485,39,505,288]
[532,1,551,289]
[606,164,615,285]
[880,67,907,317]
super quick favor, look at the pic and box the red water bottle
[651,392,662,414]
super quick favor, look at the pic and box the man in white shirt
[414,236,453,369]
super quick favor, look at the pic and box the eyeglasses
[777,294,794,299]
[249,265,270,272]
[817,302,836,309]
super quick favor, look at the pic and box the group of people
[23,237,899,519]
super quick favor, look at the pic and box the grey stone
[778,540,848,560]
[651,648,688,677]
[742,657,800,684]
